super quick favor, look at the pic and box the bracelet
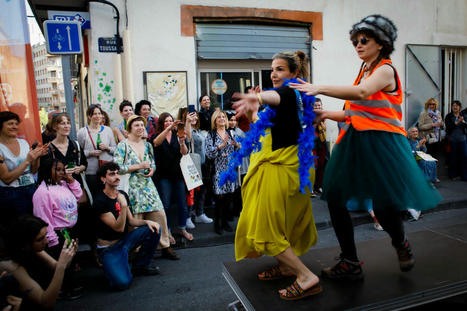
[256,93,263,106]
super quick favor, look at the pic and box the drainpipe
[122,29,135,103]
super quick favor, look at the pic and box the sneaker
[132,265,161,276]
[407,208,421,221]
[374,222,384,231]
[321,256,364,281]
[186,217,195,229]
[161,247,180,260]
[396,240,415,272]
[195,213,213,224]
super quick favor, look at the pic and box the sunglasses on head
[352,37,369,47]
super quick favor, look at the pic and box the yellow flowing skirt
[235,130,318,261]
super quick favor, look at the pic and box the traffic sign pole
[43,20,83,139]
[61,55,77,140]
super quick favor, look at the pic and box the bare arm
[289,65,395,100]
[231,90,281,121]
[99,193,128,233]
[0,146,43,184]
[115,128,126,143]
[9,241,77,309]
[36,250,57,270]
[127,209,160,233]
[319,110,346,123]
[185,113,196,141]
[178,135,188,155]
[153,121,180,147]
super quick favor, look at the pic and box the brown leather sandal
[257,266,293,281]
[279,280,322,301]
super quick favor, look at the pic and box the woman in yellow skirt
[232,51,321,300]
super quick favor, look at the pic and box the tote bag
[180,154,203,191]
[117,142,130,193]
[189,139,202,179]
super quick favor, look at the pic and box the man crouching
[94,162,161,290]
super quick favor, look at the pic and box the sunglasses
[352,37,369,47]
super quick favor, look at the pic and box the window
[200,71,254,110]
[50,71,56,78]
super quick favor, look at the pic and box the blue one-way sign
[43,20,83,54]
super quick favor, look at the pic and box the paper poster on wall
[143,71,188,118]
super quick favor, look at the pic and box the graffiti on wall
[93,59,116,123]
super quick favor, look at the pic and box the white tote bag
[117,142,130,193]
[180,153,203,191]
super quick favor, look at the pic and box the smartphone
[31,141,39,150]
[61,228,71,247]
[188,104,196,113]
[177,123,185,137]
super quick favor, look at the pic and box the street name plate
[98,37,123,53]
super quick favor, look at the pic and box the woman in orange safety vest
[290,15,441,280]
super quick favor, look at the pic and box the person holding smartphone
[0,112,48,226]
[152,112,194,243]
[1,215,78,309]
[32,157,83,299]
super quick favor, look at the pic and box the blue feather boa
[218,79,317,193]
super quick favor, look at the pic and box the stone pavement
[181,178,467,249]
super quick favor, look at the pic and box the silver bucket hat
[350,14,398,49]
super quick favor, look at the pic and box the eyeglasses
[352,37,369,47]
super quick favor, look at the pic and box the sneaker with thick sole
[321,256,364,281]
[186,217,195,229]
[195,213,213,224]
[396,240,415,272]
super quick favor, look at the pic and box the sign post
[43,20,83,139]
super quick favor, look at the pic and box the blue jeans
[0,184,35,227]
[156,178,188,230]
[97,226,160,290]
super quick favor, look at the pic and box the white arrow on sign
[66,26,72,50]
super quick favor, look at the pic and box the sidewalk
[179,179,467,249]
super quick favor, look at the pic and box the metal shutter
[196,24,310,60]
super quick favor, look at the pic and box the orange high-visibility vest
[336,59,405,144]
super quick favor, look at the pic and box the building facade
[30,0,466,141]
[32,42,65,111]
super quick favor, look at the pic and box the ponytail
[295,51,309,80]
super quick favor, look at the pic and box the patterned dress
[113,140,164,214]
[205,131,239,195]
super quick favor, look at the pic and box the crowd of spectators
[1,94,465,309]
[415,98,467,182]
[0,96,248,309]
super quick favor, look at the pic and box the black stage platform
[223,223,467,310]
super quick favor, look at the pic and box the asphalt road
[57,206,467,311]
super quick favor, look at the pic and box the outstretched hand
[313,110,326,127]
[288,78,320,96]
[231,92,259,122]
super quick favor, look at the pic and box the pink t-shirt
[33,180,82,247]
